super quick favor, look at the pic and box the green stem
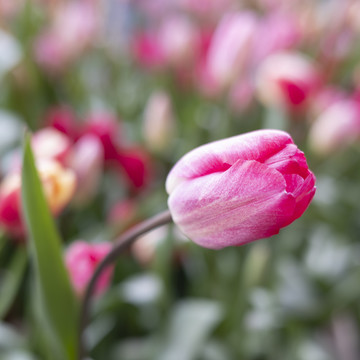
[78,209,173,359]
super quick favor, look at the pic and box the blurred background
[1,0,360,359]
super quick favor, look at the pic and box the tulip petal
[168,159,296,249]
[265,143,309,178]
[166,129,293,194]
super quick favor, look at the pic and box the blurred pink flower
[308,99,360,156]
[108,199,137,228]
[166,130,316,249]
[309,86,347,117]
[0,159,76,239]
[45,106,79,141]
[132,31,166,69]
[143,90,176,152]
[159,16,199,67]
[0,0,22,19]
[70,135,104,206]
[65,241,113,296]
[116,147,152,191]
[82,112,122,163]
[32,127,72,166]
[177,0,238,21]
[252,11,302,64]
[206,11,258,92]
[228,77,254,112]
[255,51,320,110]
[35,2,98,72]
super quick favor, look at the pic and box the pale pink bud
[35,2,97,72]
[207,11,258,91]
[177,0,238,21]
[45,106,79,141]
[36,159,76,215]
[228,77,254,112]
[65,241,113,296]
[252,11,302,64]
[81,112,121,163]
[309,86,347,117]
[34,32,69,73]
[0,173,23,237]
[166,130,316,249]
[132,32,166,69]
[0,159,76,238]
[308,100,360,156]
[159,16,199,67]
[255,51,320,110]
[107,199,137,229]
[0,0,23,20]
[143,91,175,152]
[32,127,72,165]
[70,135,104,206]
[132,226,169,265]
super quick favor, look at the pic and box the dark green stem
[78,209,173,359]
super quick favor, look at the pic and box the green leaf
[0,246,27,319]
[21,134,78,360]
[157,299,224,360]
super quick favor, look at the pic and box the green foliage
[21,135,78,360]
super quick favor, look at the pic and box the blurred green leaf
[21,134,78,360]
[0,246,27,319]
[0,322,26,350]
[157,299,224,360]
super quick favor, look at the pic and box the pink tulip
[0,159,76,238]
[35,2,97,72]
[32,127,72,166]
[308,100,360,156]
[65,241,113,296]
[132,32,166,69]
[107,199,137,228]
[255,51,320,110]
[143,91,176,152]
[166,130,316,249]
[158,16,199,67]
[116,147,152,191]
[309,86,347,117]
[82,113,122,163]
[252,11,302,64]
[177,0,237,21]
[206,11,258,92]
[45,106,79,141]
[70,135,104,205]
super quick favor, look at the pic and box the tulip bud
[255,51,320,110]
[45,106,79,141]
[143,91,175,152]
[309,86,347,118]
[207,11,258,92]
[82,112,121,163]
[131,226,169,265]
[0,159,76,238]
[308,100,360,156]
[65,241,113,296]
[35,159,76,215]
[116,147,152,191]
[0,173,23,237]
[252,11,302,63]
[32,127,72,165]
[132,31,166,69]
[158,16,199,67]
[70,135,104,206]
[34,2,97,73]
[107,199,137,230]
[166,129,316,249]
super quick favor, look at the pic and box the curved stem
[78,209,173,359]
